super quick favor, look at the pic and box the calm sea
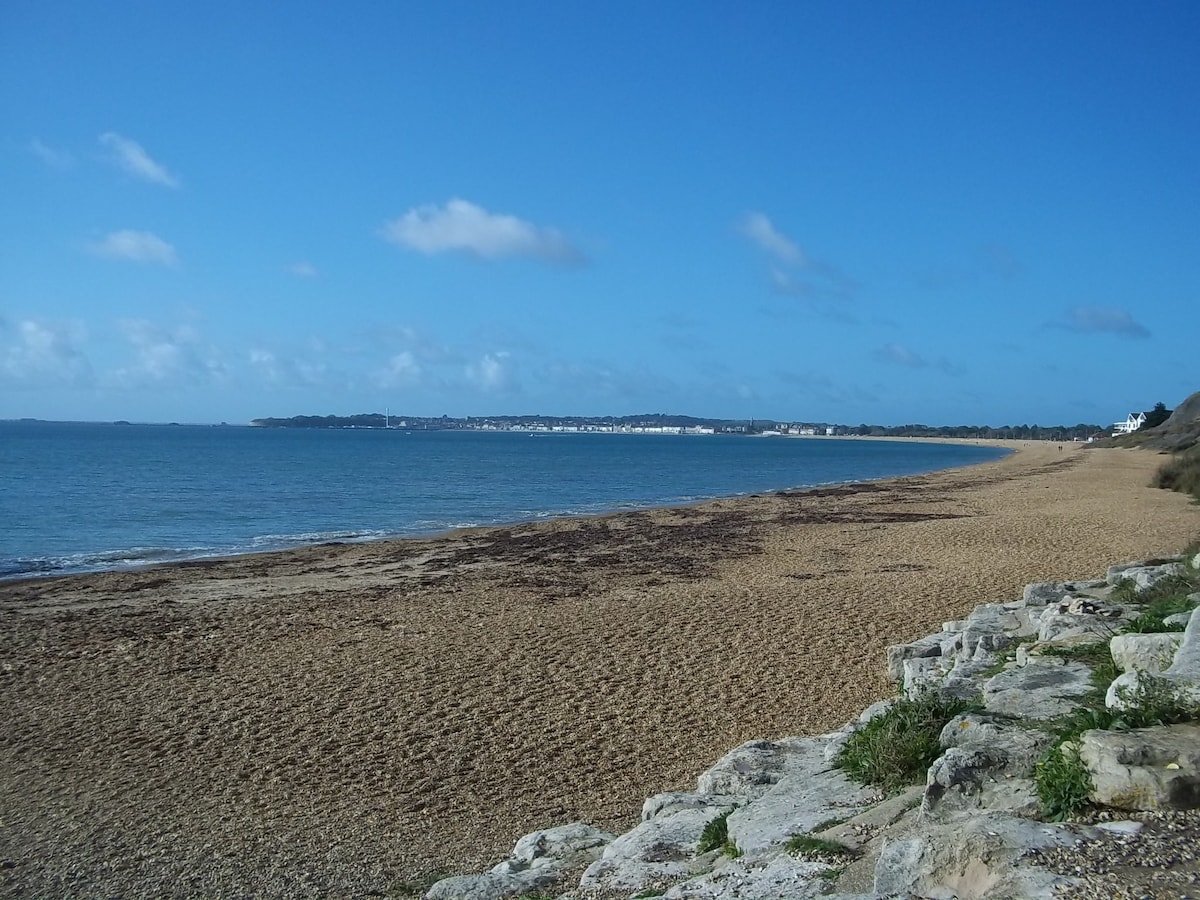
[0,422,1009,579]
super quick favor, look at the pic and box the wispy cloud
[249,348,329,388]
[87,230,179,266]
[287,261,319,278]
[739,212,804,265]
[99,132,180,188]
[381,199,583,264]
[874,343,927,368]
[29,138,74,169]
[1055,306,1150,338]
[739,211,858,306]
[375,351,423,388]
[465,351,517,391]
[111,320,225,386]
[0,318,91,385]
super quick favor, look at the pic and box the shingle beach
[2,442,1198,898]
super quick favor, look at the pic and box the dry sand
[1,442,1198,897]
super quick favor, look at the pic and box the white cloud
[874,343,927,368]
[376,351,422,388]
[287,261,319,278]
[87,230,179,266]
[739,212,804,265]
[112,320,225,386]
[0,318,91,385]
[99,132,180,188]
[29,138,74,169]
[465,351,516,391]
[381,199,583,263]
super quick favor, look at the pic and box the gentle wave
[1,545,222,578]
[0,525,495,579]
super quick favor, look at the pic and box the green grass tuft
[835,692,982,792]
[810,815,850,832]
[697,809,734,854]
[785,834,854,858]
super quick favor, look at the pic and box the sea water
[0,422,1009,578]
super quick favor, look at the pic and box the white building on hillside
[1112,411,1147,435]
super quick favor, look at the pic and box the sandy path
[1,443,1197,897]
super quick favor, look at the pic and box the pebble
[1030,809,1200,900]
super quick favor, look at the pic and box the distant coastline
[247,411,1108,442]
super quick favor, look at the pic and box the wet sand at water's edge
[2,442,1198,896]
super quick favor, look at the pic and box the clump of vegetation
[1156,446,1200,498]
[1111,676,1200,730]
[1152,444,1200,501]
[1109,577,1139,604]
[810,815,850,832]
[1034,658,1200,821]
[835,692,982,793]
[785,834,854,860]
[1114,567,1199,633]
[1035,739,1093,821]
[697,808,735,855]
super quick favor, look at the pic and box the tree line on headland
[249,413,1108,442]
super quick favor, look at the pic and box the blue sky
[2,2,1197,426]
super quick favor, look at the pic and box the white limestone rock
[426,823,614,900]
[959,603,1032,652]
[1107,669,1200,713]
[920,748,1000,818]
[902,656,951,696]
[1163,608,1195,628]
[724,738,879,857]
[425,872,539,900]
[578,807,713,894]
[874,813,1086,899]
[1108,600,1200,711]
[642,791,741,822]
[697,739,808,798]
[1109,632,1183,674]
[983,658,1094,720]
[1036,607,1121,643]
[1078,724,1200,810]
[661,852,839,899]
[886,632,956,683]
[1022,581,1073,607]
[1106,560,1183,589]
[939,713,1053,776]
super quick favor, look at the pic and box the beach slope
[1,443,1197,897]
